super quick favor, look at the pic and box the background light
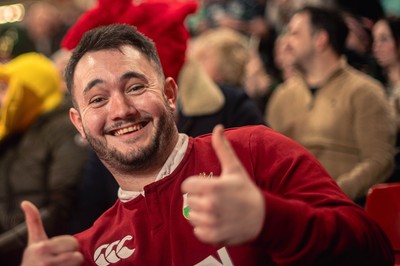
[0,4,25,24]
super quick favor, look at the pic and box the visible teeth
[114,124,143,136]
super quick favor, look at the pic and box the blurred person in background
[23,2,70,57]
[255,0,335,115]
[243,38,272,114]
[261,0,384,95]
[272,34,295,81]
[249,33,295,115]
[267,6,396,205]
[0,23,36,63]
[373,16,400,128]
[261,0,384,105]
[0,53,88,265]
[188,27,249,88]
[178,27,265,136]
[372,16,400,183]
[342,12,386,83]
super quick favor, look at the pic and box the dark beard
[85,107,176,172]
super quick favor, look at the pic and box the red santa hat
[61,0,198,80]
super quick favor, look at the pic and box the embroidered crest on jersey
[183,192,190,219]
[94,235,135,265]
[183,172,214,220]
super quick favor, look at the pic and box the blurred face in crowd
[285,12,316,69]
[372,20,399,69]
[25,2,61,40]
[188,38,222,83]
[274,35,295,80]
[69,45,178,173]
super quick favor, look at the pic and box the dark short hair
[64,24,164,97]
[295,6,349,56]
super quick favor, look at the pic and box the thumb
[211,125,242,175]
[21,201,48,245]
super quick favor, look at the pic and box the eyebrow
[83,71,148,95]
[83,79,103,95]
[120,71,147,83]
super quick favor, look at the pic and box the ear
[163,77,178,112]
[315,30,329,51]
[69,107,86,139]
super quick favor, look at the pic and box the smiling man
[69,45,177,180]
[20,24,393,266]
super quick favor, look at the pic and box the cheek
[81,108,106,134]
[389,44,399,57]
[379,44,397,60]
[135,90,172,113]
[143,99,169,117]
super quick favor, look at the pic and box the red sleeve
[231,126,394,265]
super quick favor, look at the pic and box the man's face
[285,12,316,68]
[69,45,178,173]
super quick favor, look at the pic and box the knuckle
[76,251,85,262]
[34,241,52,256]
[203,198,217,212]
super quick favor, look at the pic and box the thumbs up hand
[20,201,84,266]
[181,125,265,246]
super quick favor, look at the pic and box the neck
[116,171,158,192]
[301,53,342,87]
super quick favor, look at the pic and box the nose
[109,92,138,120]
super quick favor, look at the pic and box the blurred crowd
[0,0,400,264]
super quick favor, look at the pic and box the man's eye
[128,85,145,93]
[89,97,105,104]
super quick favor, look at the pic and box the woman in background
[373,16,400,124]
[373,16,400,182]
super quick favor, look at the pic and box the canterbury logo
[94,235,135,266]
